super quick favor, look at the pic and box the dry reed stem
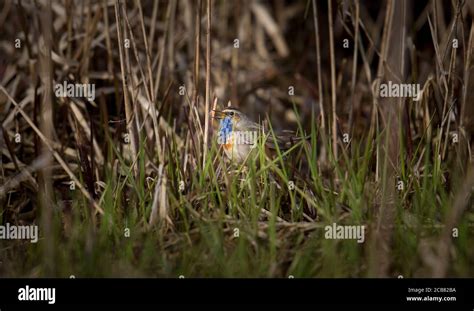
[327,0,337,160]
[38,0,55,274]
[311,0,327,163]
[202,0,211,168]
[349,0,360,132]
[194,0,202,100]
[114,0,138,176]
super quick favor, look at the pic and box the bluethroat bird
[213,107,306,164]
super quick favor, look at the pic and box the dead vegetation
[0,0,473,277]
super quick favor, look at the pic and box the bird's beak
[212,110,226,119]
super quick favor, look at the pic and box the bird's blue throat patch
[218,117,232,144]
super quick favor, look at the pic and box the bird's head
[213,107,255,131]
[213,107,242,121]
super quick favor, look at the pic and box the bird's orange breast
[223,133,233,150]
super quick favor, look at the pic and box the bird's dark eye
[228,111,234,116]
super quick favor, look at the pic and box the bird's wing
[234,121,261,145]
[264,130,309,150]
